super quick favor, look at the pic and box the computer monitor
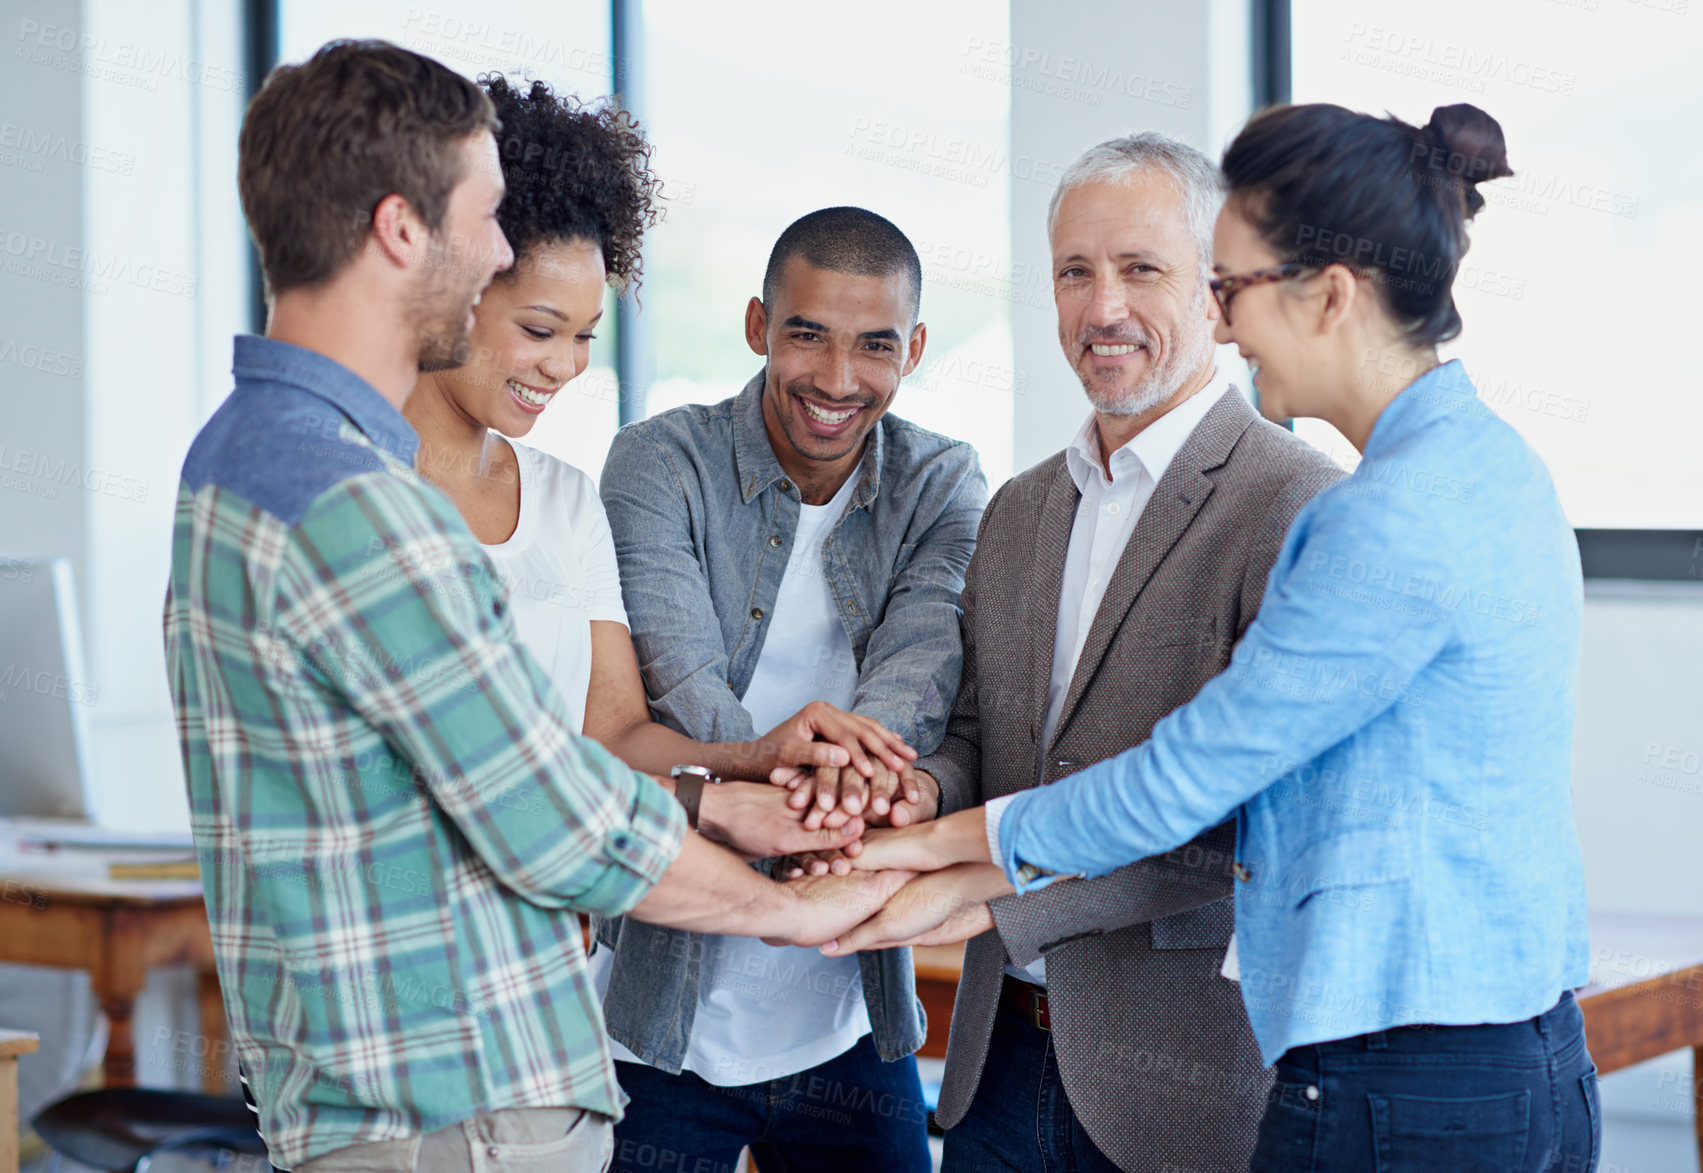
[0,556,98,820]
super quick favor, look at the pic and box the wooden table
[913,944,965,1060]
[0,1031,39,1173]
[0,847,228,1091]
[1577,912,1703,1167]
[912,914,1703,1165]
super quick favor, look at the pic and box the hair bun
[1421,104,1513,218]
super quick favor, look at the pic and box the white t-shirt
[479,437,628,732]
[593,465,872,1086]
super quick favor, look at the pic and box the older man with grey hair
[892,132,1343,1171]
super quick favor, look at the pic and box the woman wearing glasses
[834,102,1599,1172]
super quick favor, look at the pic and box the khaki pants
[296,1108,613,1173]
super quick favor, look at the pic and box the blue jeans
[609,1034,931,1173]
[941,998,1122,1173]
[1251,991,1600,1172]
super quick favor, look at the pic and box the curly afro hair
[481,74,663,293]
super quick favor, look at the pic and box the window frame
[244,0,279,335]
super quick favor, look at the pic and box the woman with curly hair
[404,76,907,838]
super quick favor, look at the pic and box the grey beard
[1081,322,1214,418]
[1086,374,1171,419]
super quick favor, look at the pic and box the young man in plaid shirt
[164,40,908,1173]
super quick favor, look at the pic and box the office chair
[31,1087,267,1173]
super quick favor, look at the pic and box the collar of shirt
[733,367,883,508]
[1063,373,1233,494]
[1362,358,1482,459]
[232,334,420,465]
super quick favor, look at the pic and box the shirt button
[769,535,782,547]
[751,607,764,620]
[779,479,794,493]
[1305,1085,1320,1102]
[487,1147,501,1158]
[1106,501,1121,515]
[1233,861,1252,882]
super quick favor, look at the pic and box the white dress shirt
[991,376,1233,986]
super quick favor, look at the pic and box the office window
[279,1,621,479]
[280,1,1014,485]
[638,0,1015,485]
[1292,1,1703,527]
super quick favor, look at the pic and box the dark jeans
[609,1033,931,1173]
[1250,991,1600,1172]
[941,997,1122,1173]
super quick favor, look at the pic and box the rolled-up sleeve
[565,778,687,915]
[278,473,686,917]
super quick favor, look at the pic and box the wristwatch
[670,765,722,831]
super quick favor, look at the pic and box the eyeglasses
[1208,263,1316,326]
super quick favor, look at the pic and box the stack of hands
[690,701,1015,958]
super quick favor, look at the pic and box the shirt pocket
[1101,617,1227,702]
[1125,615,1219,650]
[1150,895,1235,950]
[1285,826,1413,911]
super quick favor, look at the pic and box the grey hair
[1047,132,1223,275]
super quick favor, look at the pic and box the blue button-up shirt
[997,360,1590,1065]
[593,368,987,1068]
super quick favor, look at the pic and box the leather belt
[1002,974,1051,1031]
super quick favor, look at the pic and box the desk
[0,1031,39,1173]
[0,841,226,1092]
[911,914,1703,1166]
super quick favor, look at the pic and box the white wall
[2,0,248,831]
[3,0,246,1119]
[1574,581,1703,917]
[2,0,89,596]
[82,0,248,832]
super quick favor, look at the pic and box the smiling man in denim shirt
[592,207,987,1172]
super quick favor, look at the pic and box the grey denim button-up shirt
[592,368,988,1071]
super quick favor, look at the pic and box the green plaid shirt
[164,336,685,1169]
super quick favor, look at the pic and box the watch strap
[674,773,706,831]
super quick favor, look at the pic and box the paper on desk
[4,817,193,851]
